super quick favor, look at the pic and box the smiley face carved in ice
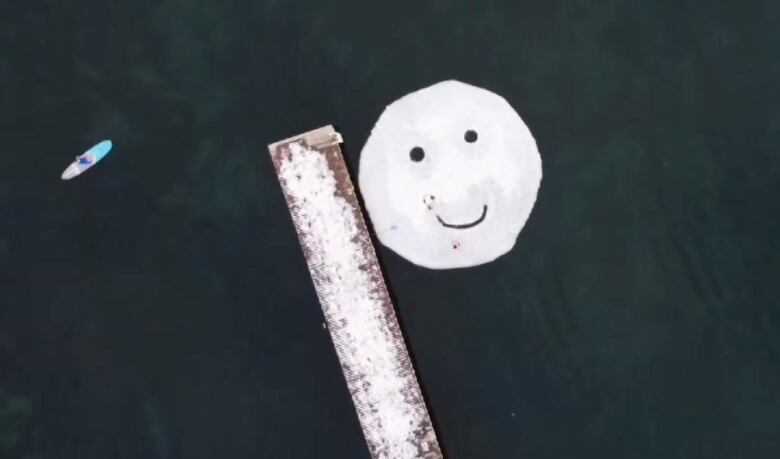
[358,80,543,269]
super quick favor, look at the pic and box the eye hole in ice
[409,146,425,162]
[464,130,478,143]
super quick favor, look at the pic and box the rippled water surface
[1,1,779,458]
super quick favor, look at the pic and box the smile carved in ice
[436,205,488,229]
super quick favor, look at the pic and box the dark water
[1,1,779,458]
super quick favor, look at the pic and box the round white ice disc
[358,80,542,269]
